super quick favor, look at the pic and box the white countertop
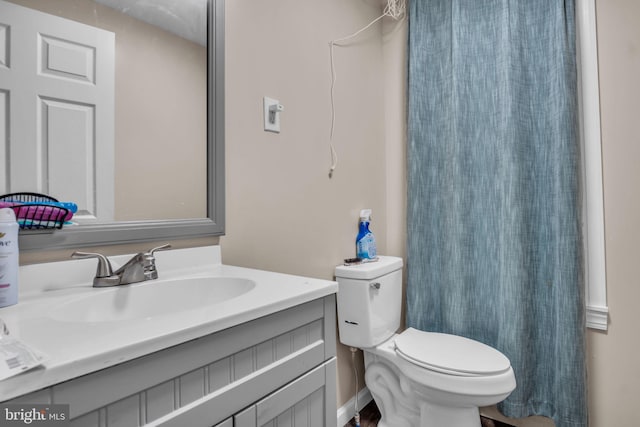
[0,246,337,401]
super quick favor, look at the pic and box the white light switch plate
[263,97,281,133]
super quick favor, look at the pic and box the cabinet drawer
[235,358,337,427]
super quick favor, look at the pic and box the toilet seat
[394,328,511,377]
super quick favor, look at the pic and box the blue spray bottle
[356,209,377,261]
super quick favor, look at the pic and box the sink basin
[49,277,256,323]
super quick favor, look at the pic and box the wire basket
[0,192,70,230]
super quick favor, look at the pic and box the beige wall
[221,0,394,407]
[587,0,640,425]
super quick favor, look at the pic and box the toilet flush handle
[370,282,381,290]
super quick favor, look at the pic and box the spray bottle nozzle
[359,209,372,221]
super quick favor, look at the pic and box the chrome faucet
[71,244,171,287]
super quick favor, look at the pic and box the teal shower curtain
[406,1,587,427]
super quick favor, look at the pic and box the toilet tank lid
[335,256,403,280]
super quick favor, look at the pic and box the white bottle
[0,208,19,308]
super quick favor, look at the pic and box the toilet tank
[335,256,403,348]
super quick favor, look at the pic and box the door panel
[0,0,114,221]
[212,418,233,427]
[234,405,257,427]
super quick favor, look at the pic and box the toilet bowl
[364,330,516,427]
[335,256,516,427]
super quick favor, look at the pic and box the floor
[343,400,516,427]
[343,401,381,427]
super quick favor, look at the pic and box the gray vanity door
[234,359,334,427]
[234,406,257,427]
[212,418,233,427]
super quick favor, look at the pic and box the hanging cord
[327,0,406,178]
[350,347,361,427]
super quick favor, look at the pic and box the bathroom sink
[48,277,256,323]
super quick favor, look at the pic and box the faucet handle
[136,244,171,281]
[149,244,171,256]
[71,251,114,277]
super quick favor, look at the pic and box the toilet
[335,256,516,427]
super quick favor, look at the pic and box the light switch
[263,97,283,133]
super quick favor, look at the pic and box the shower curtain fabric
[406,1,587,427]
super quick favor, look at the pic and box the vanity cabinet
[7,295,337,427]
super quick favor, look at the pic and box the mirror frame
[18,0,225,251]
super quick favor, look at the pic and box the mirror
[0,0,224,250]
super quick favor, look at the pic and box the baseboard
[337,387,373,427]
